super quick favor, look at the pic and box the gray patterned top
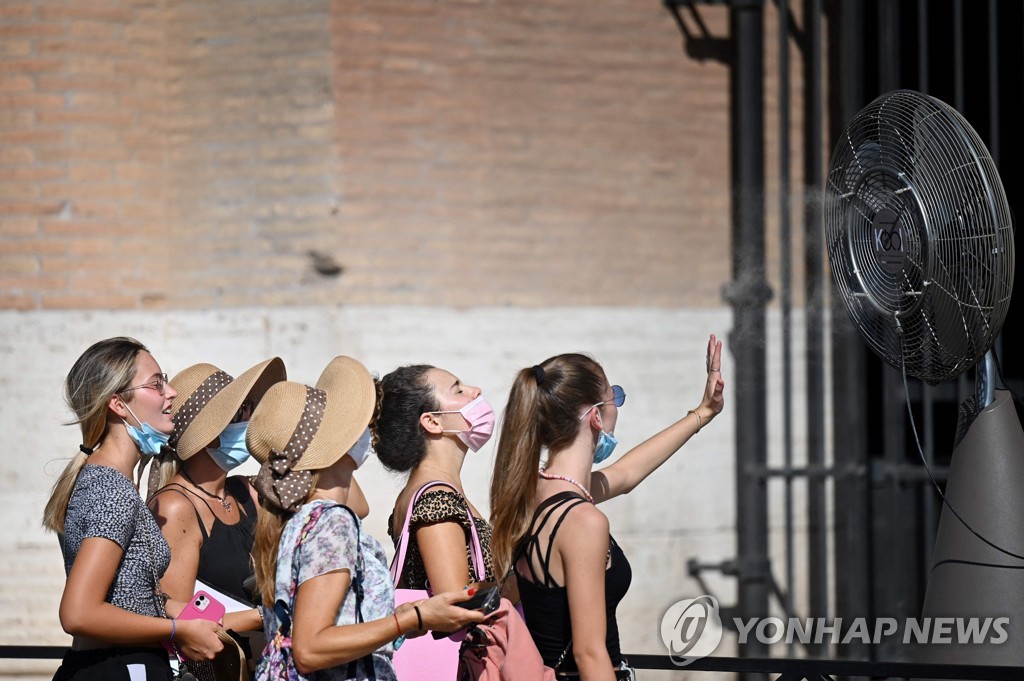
[61,464,170,617]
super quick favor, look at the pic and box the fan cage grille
[825,90,1014,385]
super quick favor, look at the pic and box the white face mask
[346,427,373,468]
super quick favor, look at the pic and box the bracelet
[393,612,403,638]
[688,409,703,432]
[256,605,264,623]
[414,605,423,630]
[169,618,176,642]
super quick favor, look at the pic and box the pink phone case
[177,590,226,623]
[163,591,226,656]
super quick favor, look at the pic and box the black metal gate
[667,1,1024,678]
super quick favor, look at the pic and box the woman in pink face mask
[373,366,497,593]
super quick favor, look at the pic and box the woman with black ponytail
[489,335,725,680]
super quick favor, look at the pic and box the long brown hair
[489,353,606,576]
[251,471,320,607]
[43,337,147,534]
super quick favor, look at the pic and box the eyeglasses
[579,385,626,420]
[121,373,169,396]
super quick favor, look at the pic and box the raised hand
[700,333,725,417]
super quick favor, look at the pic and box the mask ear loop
[116,396,143,430]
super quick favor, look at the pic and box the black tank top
[155,476,258,604]
[515,491,632,671]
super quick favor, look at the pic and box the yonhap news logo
[660,595,1011,666]
[660,595,724,666]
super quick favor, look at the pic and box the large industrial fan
[824,90,1020,667]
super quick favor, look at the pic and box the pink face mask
[432,395,495,452]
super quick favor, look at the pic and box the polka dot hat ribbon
[253,385,327,512]
[170,370,233,449]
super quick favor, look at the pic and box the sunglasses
[580,385,626,420]
[596,385,627,409]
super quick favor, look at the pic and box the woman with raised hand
[374,365,497,595]
[489,335,725,681]
[249,357,486,680]
[147,358,285,674]
[44,337,223,681]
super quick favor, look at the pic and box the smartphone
[163,590,226,656]
[457,585,501,615]
[430,585,502,639]
[178,590,226,623]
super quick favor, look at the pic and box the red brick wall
[2,0,758,310]
[1,0,170,310]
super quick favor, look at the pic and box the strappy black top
[154,476,258,604]
[515,491,632,671]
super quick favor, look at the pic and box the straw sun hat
[248,357,375,512]
[248,356,375,471]
[169,357,287,461]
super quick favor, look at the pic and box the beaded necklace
[538,469,594,504]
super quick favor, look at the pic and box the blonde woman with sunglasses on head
[489,335,725,681]
[44,337,223,681]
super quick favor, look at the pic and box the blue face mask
[593,429,618,464]
[207,421,251,471]
[122,403,171,457]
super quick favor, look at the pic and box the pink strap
[390,481,486,588]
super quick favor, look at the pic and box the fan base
[916,390,1024,673]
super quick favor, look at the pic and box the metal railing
[3,646,1021,680]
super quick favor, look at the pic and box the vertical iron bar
[917,0,937,602]
[729,0,770,675]
[879,0,900,92]
[954,0,964,112]
[777,0,795,652]
[830,0,871,667]
[954,0,969,406]
[923,383,935,567]
[803,0,828,659]
[989,0,999,167]
[988,0,1002,364]
[877,2,910,661]
[918,0,928,92]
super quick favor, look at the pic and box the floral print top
[261,500,396,681]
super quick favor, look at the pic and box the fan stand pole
[916,389,1024,675]
[976,350,997,409]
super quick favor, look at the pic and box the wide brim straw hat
[247,356,375,472]
[169,357,286,461]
